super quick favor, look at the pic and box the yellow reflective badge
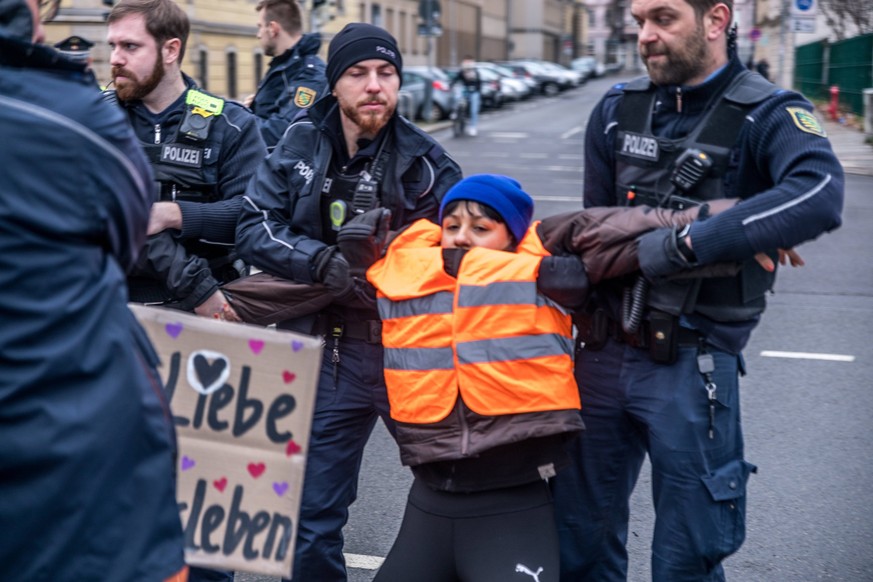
[787,107,826,137]
[294,87,317,108]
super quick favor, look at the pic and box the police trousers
[551,337,755,582]
[284,338,394,582]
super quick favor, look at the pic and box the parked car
[403,65,454,121]
[497,60,563,96]
[535,61,583,88]
[476,62,533,101]
[444,66,504,109]
[570,56,604,81]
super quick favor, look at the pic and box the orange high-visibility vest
[367,219,580,424]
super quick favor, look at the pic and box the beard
[641,22,708,86]
[338,95,396,137]
[112,56,164,102]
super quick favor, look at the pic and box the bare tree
[819,0,872,40]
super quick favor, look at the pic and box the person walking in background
[550,0,844,580]
[106,0,266,325]
[235,22,462,581]
[451,55,482,136]
[244,0,327,148]
[0,0,186,579]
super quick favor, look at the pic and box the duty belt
[316,314,383,344]
[610,317,701,349]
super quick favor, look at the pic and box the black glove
[637,226,696,281]
[537,255,589,309]
[441,248,468,278]
[336,208,392,277]
[313,246,353,297]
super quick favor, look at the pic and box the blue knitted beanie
[439,174,534,242]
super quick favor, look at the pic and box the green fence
[794,33,873,116]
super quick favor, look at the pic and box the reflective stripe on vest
[368,219,580,424]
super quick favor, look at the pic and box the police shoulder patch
[786,107,826,137]
[294,86,317,108]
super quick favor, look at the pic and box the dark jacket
[114,75,267,310]
[236,95,462,327]
[0,34,185,581]
[584,56,844,352]
[250,33,327,148]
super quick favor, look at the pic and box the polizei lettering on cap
[620,133,660,161]
[161,144,203,168]
[375,45,396,59]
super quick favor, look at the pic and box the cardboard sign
[130,305,322,577]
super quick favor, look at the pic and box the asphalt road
[240,75,873,581]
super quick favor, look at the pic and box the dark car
[403,66,454,121]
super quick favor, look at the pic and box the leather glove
[313,246,353,297]
[336,208,392,277]
[441,248,467,278]
[537,255,589,309]
[637,226,696,281]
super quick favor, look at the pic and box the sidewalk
[821,117,872,177]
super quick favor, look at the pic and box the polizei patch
[161,144,203,168]
[619,132,660,161]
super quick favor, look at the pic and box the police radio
[670,148,713,193]
[352,170,379,215]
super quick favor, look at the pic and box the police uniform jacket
[0,32,185,580]
[236,94,463,329]
[584,56,844,353]
[250,32,327,148]
[116,74,267,310]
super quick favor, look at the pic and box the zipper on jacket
[456,400,471,456]
[154,123,161,144]
[676,88,683,113]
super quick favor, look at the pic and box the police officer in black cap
[237,22,462,582]
[53,34,93,64]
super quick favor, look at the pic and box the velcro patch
[294,87,317,108]
[787,107,826,137]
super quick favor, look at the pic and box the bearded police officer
[550,0,844,580]
[106,0,266,324]
[243,0,327,148]
[236,23,462,581]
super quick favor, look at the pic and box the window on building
[386,8,394,35]
[399,10,407,52]
[227,51,237,100]
[372,4,382,27]
[198,48,208,90]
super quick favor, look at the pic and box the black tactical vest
[615,71,780,322]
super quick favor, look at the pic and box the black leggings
[373,478,560,582]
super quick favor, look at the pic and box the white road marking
[489,132,530,139]
[345,553,385,570]
[561,125,584,139]
[760,351,855,362]
[532,195,583,202]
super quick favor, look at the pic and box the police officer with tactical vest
[236,23,462,581]
[550,0,844,580]
[106,0,266,325]
[243,0,327,148]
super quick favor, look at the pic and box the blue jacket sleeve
[583,86,623,209]
[256,61,327,148]
[688,92,844,264]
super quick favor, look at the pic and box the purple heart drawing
[165,322,183,339]
[273,481,289,497]
[181,455,196,471]
[249,339,265,355]
[291,340,303,352]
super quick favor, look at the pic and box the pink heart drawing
[247,462,266,478]
[213,477,227,493]
[282,370,296,384]
[165,322,183,339]
[273,481,289,497]
[285,440,301,456]
[291,340,303,352]
[249,339,265,355]
[180,455,195,471]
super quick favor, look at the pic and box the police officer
[243,0,327,148]
[106,0,266,324]
[53,34,94,64]
[236,23,462,581]
[550,0,844,580]
[1,0,185,579]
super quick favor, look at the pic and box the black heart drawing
[193,354,227,392]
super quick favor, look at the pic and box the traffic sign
[790,0,817,17]
[792,17,816,33]
[750,27,761,42]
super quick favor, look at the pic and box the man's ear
[163,37,182,65]
[705,3,732,41]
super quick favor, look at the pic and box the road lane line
[345,553,385,570]
[561,126,584,139]
[760,351,855,362]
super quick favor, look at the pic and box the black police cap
[54,35,94,60]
